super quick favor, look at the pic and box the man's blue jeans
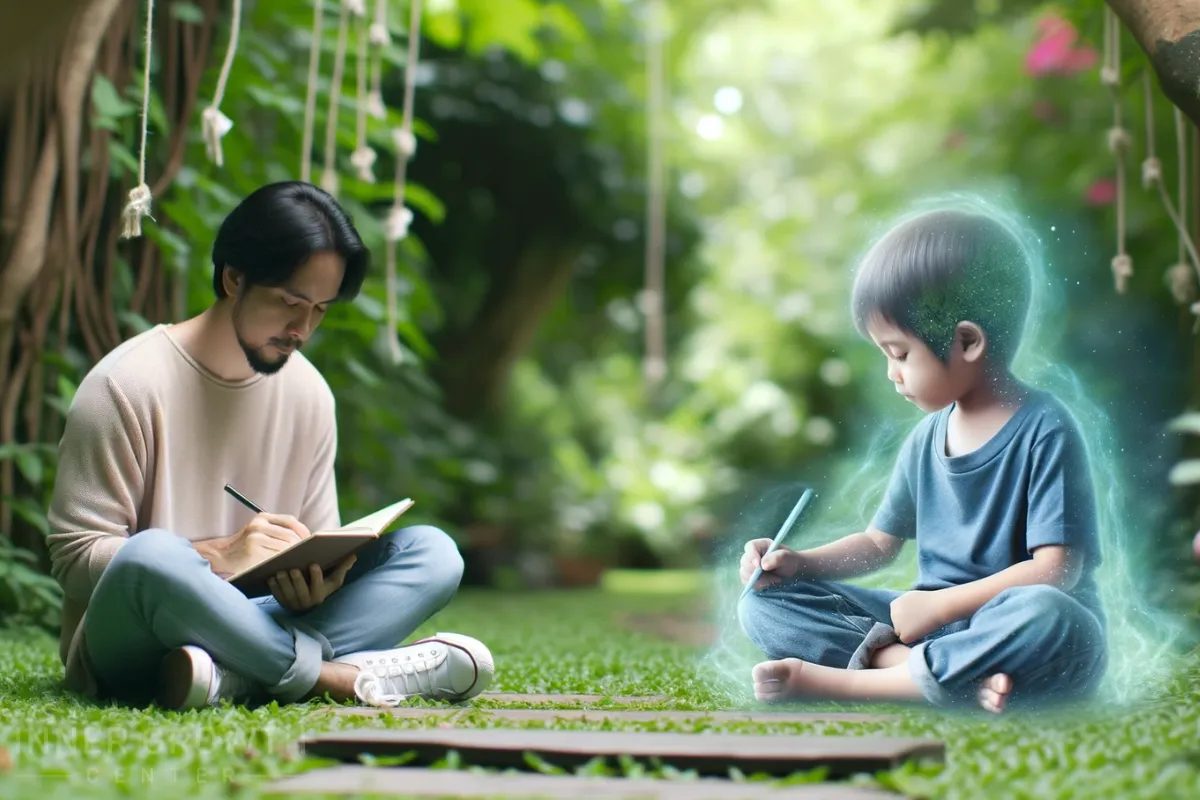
[82,526,464,704]
[738,579,1107,709]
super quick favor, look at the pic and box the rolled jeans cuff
[847,622,899,670]
[267,625,331,703]
[906,640,957,707]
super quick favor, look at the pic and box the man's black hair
[211,181,368,301]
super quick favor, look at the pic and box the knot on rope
[642,356,667,384]
[320,168,340,198]
[1107,126,1130,153]
[369,21,391,47]
[120,183,154,239]
[1167,263,1195,305]
[201,107,234,167]
[1111,253,1133,293]
[351,146,377,182]
[392,128,417,159]
[1100,66,1120,88]
[1141,156,1162,188]
[345,0,366,16]
[384,205,413,241]
[368,89,387,120]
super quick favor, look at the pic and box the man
[46,181,494,709]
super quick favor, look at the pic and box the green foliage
[2,589,1200,798]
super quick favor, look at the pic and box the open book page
[326,498,415,535]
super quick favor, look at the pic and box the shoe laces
[353,649,443,708]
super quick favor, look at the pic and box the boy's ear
[956,321,987,363]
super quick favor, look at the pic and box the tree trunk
[433,237,581,421]
[1107,0,1200,127]
[0,0,217,552]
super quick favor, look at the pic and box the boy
[737,208,1107,713]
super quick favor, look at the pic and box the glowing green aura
[702,190,1189,709]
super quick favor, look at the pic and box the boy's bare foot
[752,657,923,703]
[978,673,1012,713]
[869,642,911,669]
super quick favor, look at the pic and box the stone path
[261,764,905,798]
[331,707,897,724]
[480,691,673,705]
[295,728,943,778]
[274,692,926,797]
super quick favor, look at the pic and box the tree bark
[434,238,581,421]
[1107,0,1200,127]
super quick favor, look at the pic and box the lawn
[1,585,1199,799]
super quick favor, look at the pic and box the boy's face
[866,315,975,413]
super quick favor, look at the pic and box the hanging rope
[382,0,424,364]
[121,0,156,239]
[300,0,325,183]
[1142,69,1200,308]
[201,0,242,167]
[642,0,668,390]
[350,4,376,182]
[320,0,360,197]
[368,0,390,120]
[1101,7,1132,293]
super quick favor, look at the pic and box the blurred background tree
[1,0,1198,631]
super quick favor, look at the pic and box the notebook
[227,499,415,597]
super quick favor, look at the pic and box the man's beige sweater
[45,325,341,696]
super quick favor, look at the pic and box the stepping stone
[297,728,943,779]
[262,765,904,798]
[331,707,897,724]
[619,612,717,646]
[481,692,672,705]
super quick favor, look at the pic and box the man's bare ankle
[302,661,360,703]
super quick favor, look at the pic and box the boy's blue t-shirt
[870,388,1103,618]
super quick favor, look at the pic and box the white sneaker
[157,645,257,710]
[334,632,494,707]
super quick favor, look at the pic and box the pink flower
[1086,179,1117,205]
[1026,16,1099,76]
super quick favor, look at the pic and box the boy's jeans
[82,526,465,704]
[738,579,1107,709]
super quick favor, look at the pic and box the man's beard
[237,335,299,375]
[232,306,301,375]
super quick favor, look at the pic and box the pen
[224,483,264,514]
[741,487,815,600]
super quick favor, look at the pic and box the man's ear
[956,321,987,363]
[221,265,243,298]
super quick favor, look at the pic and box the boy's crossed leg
[738,580,1106,713]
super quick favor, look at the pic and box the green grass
[1,588,1199,799]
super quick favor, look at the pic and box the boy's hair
[850,208,1032,366]
[211,181,369,302]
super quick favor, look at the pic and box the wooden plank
[331,707,897,724]
[298,729,943,779]
[262,765,905,798]
[481,692,671,705]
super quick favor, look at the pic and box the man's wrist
[191,538,227,574]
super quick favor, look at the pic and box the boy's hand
[268,554,357,612]
[739,539,804,589]
[889,590,946,643]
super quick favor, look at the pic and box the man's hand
[889,590,947,643]
[739,538,806,590]
[196,513,311,576]
[268,555,357,612]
